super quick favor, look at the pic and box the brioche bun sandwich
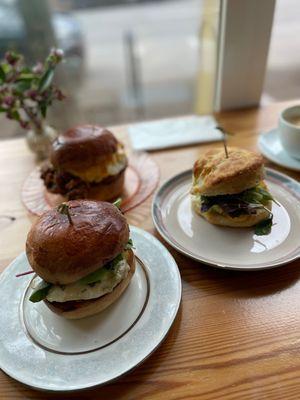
[191,147,276,234]
[41,125,127,201]
[26,200,135,319]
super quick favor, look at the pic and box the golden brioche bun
[87,169,125,201]
[45,249,136,319]
[50,125,121,174]
[191,147,264,196]
[191,195,272,228]
[26,200,129,285]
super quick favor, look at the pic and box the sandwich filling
[192,182,276,234]
[29,241,134,303]
[41,145,127,199]
[198,182,272,217]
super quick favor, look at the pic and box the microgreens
[113,198,122,209]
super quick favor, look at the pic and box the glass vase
[26,123,57,160]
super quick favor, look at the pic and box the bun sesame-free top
[26,200,135,319]
[50,125,119,172]
[26,200,129,285]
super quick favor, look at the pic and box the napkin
[128,115,223,151]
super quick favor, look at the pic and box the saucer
[258,129,300,171]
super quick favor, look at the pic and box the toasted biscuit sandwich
[190,147,274,228]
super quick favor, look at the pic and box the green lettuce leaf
[79,267,112,285]
[113,198,122,209]
[124,238,135,250]
[241,185,274,205]
[29,282,52,303]
[29,238,135,301]
[255,215,273,235]
[80,251,126,285]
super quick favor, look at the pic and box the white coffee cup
[279,105,300,159]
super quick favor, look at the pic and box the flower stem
[22,104,42,133]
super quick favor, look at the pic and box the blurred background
[0,0,299,139]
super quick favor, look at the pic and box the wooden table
[0,100,299,400]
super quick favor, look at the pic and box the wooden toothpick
[57,202,73,225]
[215,126,234,159]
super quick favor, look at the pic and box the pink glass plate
[22,152,159,215]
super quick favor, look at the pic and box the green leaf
[29,283,52,302]
[112,253,124,265]
[113,198,122,209]
[124,238,135,250]
[0,65,5,82]
[40,102,47,118]
[254,216,273,236]
[1,63,11,74]
[104,253,124,271]
[106,253,124,270]
[38,67,54,92]
[17,73,35,81]
[21,67,32,73]
[79,267,112,285]
[80,253,124,284]
[11,110,20,121]
[256,186,279,204]
[242,186,275,206]
[15,80,32,92]
[242,189,263,204]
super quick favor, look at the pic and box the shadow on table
[182,256,299,299]
[154,231,300,299]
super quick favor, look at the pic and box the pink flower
[33,62,43,74]
[4,51,21,66]
[26,89,38,100]
[20,120,29,129]
[3,96,14,106]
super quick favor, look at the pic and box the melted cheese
[44,259,130,302]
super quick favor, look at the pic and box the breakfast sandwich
[41,125,127,200]
[190,147,275,231]
[26,200,135,319]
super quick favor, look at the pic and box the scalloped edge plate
[22,153,160,215]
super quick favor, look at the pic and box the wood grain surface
[0,100,300,400]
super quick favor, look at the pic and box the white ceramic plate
[0,227,181,392]
[258,129,300,171]
[152,168,300,270]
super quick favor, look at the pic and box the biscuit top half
[191,147,265,196]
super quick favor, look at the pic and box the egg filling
[69,145,127,183]
[30,256,130,303]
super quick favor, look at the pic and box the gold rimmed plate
[0,227,181,392]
